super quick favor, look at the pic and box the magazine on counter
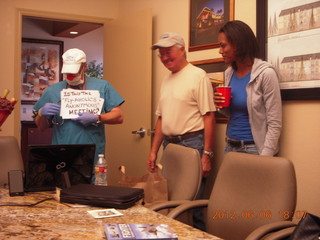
[104,223,178,240]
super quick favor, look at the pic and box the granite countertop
[0,187,221,240]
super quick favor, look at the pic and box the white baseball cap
[152,32,185,50]
[61,48,87,74]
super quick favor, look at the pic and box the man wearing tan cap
[147,32,216,231]
[33,48,124,165]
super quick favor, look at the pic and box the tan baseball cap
[152,32,185,50]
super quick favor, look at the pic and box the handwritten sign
[60,89,104,119]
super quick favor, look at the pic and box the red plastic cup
[216,86,232,107]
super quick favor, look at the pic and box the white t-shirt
[156,63,215,136]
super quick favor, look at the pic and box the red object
[0,111,10,127]
[216,86,232,107]
[0,97,17,127]
[66,74,76,80]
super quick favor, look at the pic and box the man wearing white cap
[33,48,124,165]
[147,32,216,231]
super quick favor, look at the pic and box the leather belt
[164,130,204,143]
[226,138,255,147]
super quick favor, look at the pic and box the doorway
[20,16,104,163]
[18,9,153,185]
[21,16,104,121]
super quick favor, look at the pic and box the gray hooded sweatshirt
[219,58,282,156]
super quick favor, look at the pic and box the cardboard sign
[60,89,104,119]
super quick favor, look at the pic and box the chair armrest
[245,221,296,240]
[167,199,209,219]
[263,226,296,240]
[148,200,191,212]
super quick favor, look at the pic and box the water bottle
[94,154,107,186]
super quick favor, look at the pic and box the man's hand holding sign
[60,89,104,126]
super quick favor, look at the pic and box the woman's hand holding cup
[214,91,225,109]
[214,86,231,108]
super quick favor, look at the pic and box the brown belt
[226,138,255,147]
[164,130,204,143]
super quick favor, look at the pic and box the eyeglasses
[157,51,174,58]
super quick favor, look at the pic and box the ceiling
[24,17,103,38]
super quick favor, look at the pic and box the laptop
[24,144,96,192]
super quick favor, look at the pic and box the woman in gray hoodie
[214,20,282,156]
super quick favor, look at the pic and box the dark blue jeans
[163,133,207,231]
[224,141,259,155]
[163,133,204,155]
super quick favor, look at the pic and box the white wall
[119,0,320,221]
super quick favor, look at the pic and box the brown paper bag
[118,166,168,206]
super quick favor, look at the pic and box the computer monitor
[24,144,96,192]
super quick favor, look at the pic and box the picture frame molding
[189,0,235,52]
[256,0,320,100]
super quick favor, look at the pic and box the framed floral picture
[21,38,63,104]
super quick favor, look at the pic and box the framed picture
[189,0,235,52]
[256,0,320,100]
[192,58,228,123]
[21,38,64,104]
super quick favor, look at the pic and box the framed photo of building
[21,38,63,104]
[192,58,228,123]
[189,0,234,52]
[257,0,320,100]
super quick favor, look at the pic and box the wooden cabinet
[21,121,53,165]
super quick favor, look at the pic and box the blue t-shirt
[33,77,124,162]
[226,72,254,141]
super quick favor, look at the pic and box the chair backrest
[207,152,297,240]
[160,143,202,201]
[0,136,24,186]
